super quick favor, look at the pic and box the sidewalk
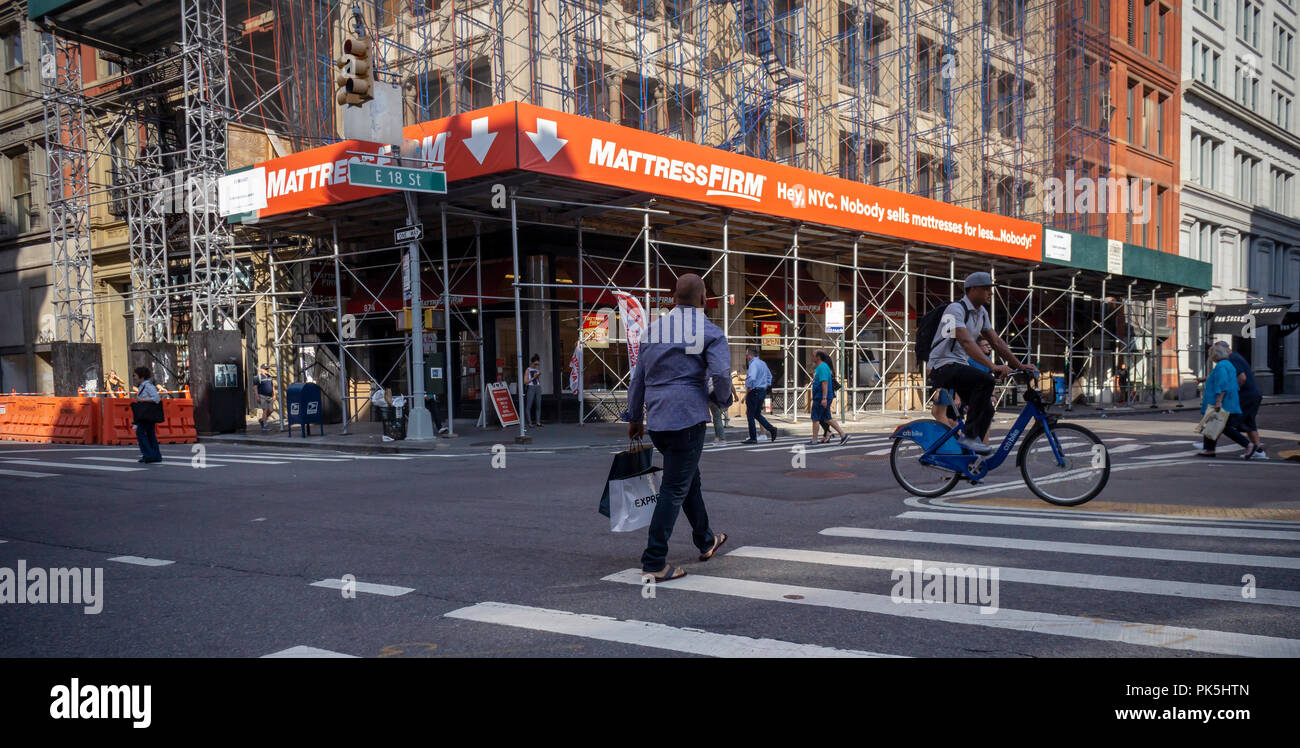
[202,393,1300,454]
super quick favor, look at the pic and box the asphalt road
[2,404,1298,658]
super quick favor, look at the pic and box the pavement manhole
[783,470,855,479]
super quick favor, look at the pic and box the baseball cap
[964,271,994,289]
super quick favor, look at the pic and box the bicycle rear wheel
[1018,423,1110,506]
[890,438,962,498]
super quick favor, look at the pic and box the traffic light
[336,37,373,107]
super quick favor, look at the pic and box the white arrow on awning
[462,117,497,164]
[526,118,567,162]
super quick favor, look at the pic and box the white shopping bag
[607,468,661,532]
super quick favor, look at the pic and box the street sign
[825,301,845,334]
[487,381,520,427]
[348,163,447,193]
[395,224,423,243]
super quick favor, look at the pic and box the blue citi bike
[889,370,1110,506]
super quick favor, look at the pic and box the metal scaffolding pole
[792,225,800,425]
[903,249,910,412]
[270,239,285,432]
[332,221,349,435]
[577,218,584,426]
[851,237,858,416]
[442,206,454,435]
[510,193,527,441]
[476,222,487,428]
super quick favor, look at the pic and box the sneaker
[1251,448,1269,461]
[956,435,994,455]
[740,438,758,444]
[438,426,449,435]
[768,429,779,443]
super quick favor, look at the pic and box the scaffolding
[29,0,1212,426]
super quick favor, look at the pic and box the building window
[1274,89,1293,129]
[2,31,22,110]
[916,153,950,200]
[1158,7,1168,64]
[775,118,805,165]
[1192,39,1221,88]
[621,0,657,21]
[1142,89,1153,148]
[1154,187,1163,250]
[1192,0,1219,20]
[1235,150,1259,203]
[1156,95,1166,153]
[1272,167,1293,214]
[989,0,1022,37]
[1126,81,1136,141]
[864,17,885,97]
[1238,0,1261,48]
[1142,0,1152,53]
[1234,63,1259,109]
[665,0,692,33]
[413,72,452,122]
[917,37,948,115]
[839,132,859,180]
[5,151,33,234]
[575,58,610,120]
[620,75,658,130]
[1276,24,1295,74]
[665,90,697,141]
[109,134,128,218]
[838,3,859,87]
[985,67,1018,138]
[1190,130,1223,189]
[461,57,492,110]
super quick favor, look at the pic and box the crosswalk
[432,504,1300,658]
[0,448,417,480]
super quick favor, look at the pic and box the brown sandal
[699,532,728,561]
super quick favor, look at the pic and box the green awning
[1041,228,1212,293]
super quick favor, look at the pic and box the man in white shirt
[927,272,1036,454]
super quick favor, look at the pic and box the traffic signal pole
[404,185,435,441]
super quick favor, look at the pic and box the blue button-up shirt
[628,306,732,432]
[746,357,772,390]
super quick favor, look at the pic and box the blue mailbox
[286,382,323,437]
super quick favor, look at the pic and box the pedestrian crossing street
[413,507,1300,658]
[0,448,422,480]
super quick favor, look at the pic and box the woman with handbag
[1196,344,1250,458]
[132,366,164,464]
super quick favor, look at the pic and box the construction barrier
[99,397,138,446]
[157,399,197,444]
[0,394,196,446]
[50,397,99,445]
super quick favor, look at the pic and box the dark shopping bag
[598,440,655,518]
[130,400,164,424]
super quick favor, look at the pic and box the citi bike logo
[891,560,1000,614]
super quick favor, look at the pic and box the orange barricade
[0,395,13,438]
[0,397,58,443]
[50,397,99,445]
[157,398,197,444]
[99,398,138,446]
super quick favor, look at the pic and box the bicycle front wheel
[890,438,962,498]
[1018,423,1110,506]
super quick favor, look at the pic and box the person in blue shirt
[627,274,731,582]
[741,347,778,444]
[809,350,848,445]
[1196,342,1251,457]
[1223,342,1266,460]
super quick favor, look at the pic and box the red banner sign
[487,381,519,427]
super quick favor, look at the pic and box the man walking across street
[742,347,778,444]
[627,274,730,583]
[255,364,276,432]
[928,271,1037,454]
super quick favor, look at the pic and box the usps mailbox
[286,382,324,437]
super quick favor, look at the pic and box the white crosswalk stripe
[821,526,1300,569]
[894,510,1300,541]
[728,546,1300,607]
[1,458,143,472]
[445,602,897,657]
[80,456,224,469]
[0,467,57,478]
[601,569,1300,657]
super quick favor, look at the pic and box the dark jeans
[136,421,161,462]
[1205,412,1250,452]
[929,363,996,440]
[425,396,443,431]
[1239,397,1260,433]
[642,423,715,572]
[745,388,776,440]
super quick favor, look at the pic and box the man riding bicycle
[928,272,1037,455]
